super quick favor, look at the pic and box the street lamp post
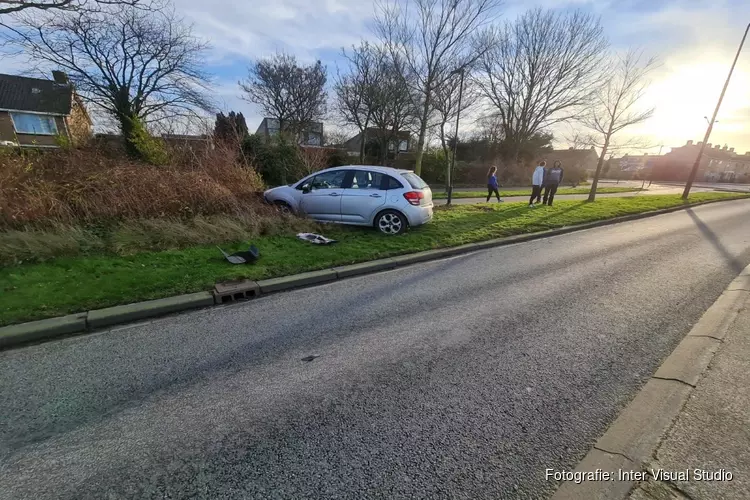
[683,23,749,199]
[446,67,465,206]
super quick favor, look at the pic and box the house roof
[0,73,73,115]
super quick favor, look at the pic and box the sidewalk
[552,266,750,500]
[628,299,750,500]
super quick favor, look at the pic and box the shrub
[128,118,170,165]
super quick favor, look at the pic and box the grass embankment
[1,193,747,327]
[432,186,639,199]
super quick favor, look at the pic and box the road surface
[2,199,750,499]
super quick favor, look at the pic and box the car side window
[383,175,404,190]
[350,170,383,190]
[310,170,346,190]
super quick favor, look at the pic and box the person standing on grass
[486,166,503,203]
[543,160,564,206]
[529,160,546,207]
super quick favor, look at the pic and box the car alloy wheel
[377,211,405,235]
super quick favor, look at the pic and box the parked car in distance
[263,166,433,235]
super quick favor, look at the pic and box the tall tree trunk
[440,121,450,192]
[413,91,431,175]
[359,120,368,164]
[588,135,611,202]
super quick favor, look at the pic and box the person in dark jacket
[543,160,564,206]
[486,166,503,202]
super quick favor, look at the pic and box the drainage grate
[213,280,260,304]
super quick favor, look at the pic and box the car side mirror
[301,184,311,194]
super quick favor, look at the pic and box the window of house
[398,140,408,152]
[10,113,58,135]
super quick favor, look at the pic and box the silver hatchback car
[263,166,433,235]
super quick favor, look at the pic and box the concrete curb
[551,264,750,500]
[257,269,337,293]
[0,313,87,349]
[87,292,215,330]
[1,196,747,350]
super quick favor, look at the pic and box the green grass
[432,186,639,199]
[1,193,747,327]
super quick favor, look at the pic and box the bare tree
[333,42,384,162]
[0,0,142,15]
[2,2,213,155]
[583,49,657,201]
[240,52,327,140]
[433,69,480,188]
[477,8,608,164]
[375,0,501,175]
[368,51,418,163]
[322,128,350,147]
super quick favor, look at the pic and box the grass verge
[432,186,640,199]
[1,193,747,327]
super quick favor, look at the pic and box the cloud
[180,0,374,65]
[1,0,748,152]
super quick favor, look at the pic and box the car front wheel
[274,201,292,214]
[376,210,407,235]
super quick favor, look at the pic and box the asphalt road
[2,199,750,499]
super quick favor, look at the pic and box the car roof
[324,165,414,175]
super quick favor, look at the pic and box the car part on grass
[217,245,260,264]
[297,233,337,245]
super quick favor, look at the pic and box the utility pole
[683,23,749,199]
[446,68,465,206]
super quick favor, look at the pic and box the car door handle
[369,194,382,198]
[328,193,340,197]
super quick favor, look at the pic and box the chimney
[686,140,693,146]
[51,70,69,85]
[706,143,712,149]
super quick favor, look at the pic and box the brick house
[0,71,92,148]
[652,140,749,182]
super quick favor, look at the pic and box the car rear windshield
[401,172,428,189]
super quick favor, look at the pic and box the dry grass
[0,212,317,266]
[0,138,322,265]
[0,140,266,229]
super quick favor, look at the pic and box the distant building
[162,134,214,152]
[653,140,750,182]
[255,117,323,146]
[537,147,599,175]
[0,71,92,148]
[342,128,412,159]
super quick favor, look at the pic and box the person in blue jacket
[486,166,503,203]
[543,160,564,206]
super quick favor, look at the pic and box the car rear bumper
[405,204,433,226]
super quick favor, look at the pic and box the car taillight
[403,191,424,206]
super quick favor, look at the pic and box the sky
[1,0,749,155]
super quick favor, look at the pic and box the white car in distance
[263,166,433,235]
